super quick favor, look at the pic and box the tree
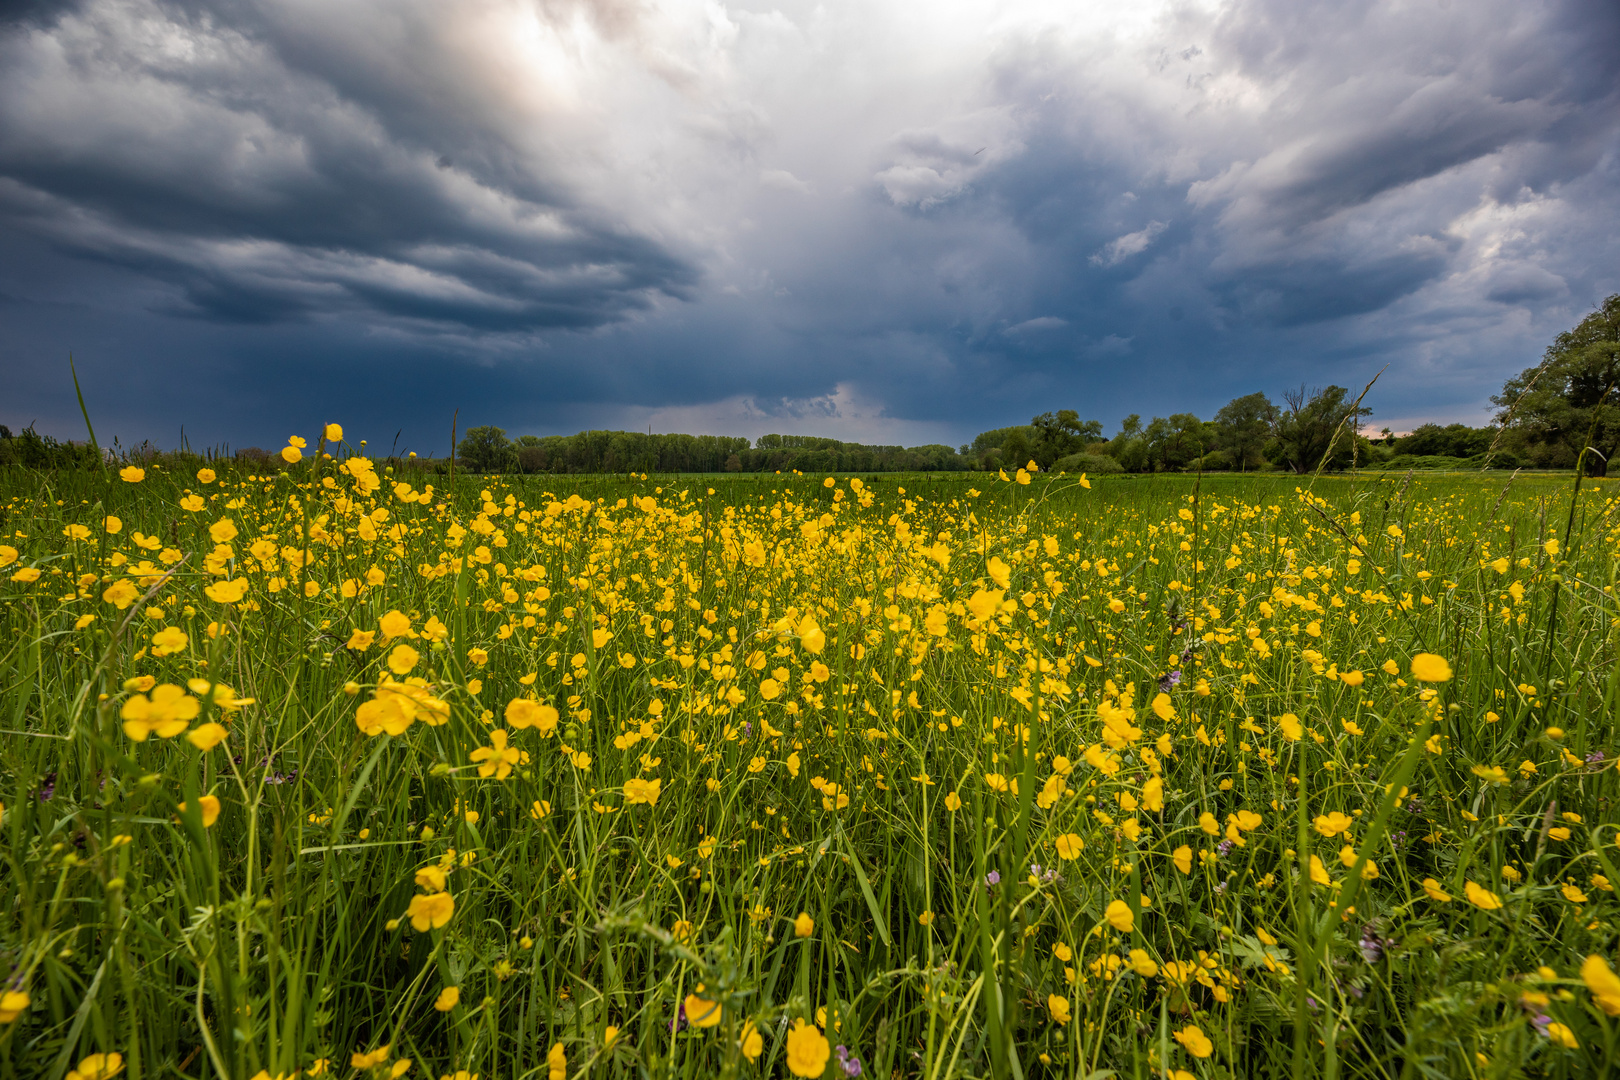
[1493,295,1620,476]
[1265,386,1371,473]
[1213,392,1278,471]
[1029,410,1104,468]
[457,425,518,473]
[1143,413,1208,471]
[1000,429,1033,471]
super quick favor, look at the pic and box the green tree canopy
[456,425,518,473]
[1493,294,1620,476]
[1265,386,1371,473]
[1213,392,1278,471]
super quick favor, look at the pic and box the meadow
[2,432,1619,1080]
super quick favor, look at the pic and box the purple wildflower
[984,870,1001,888]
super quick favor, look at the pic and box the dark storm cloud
[0,0,698,333]
[1,0,1617,448]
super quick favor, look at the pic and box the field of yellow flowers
[2,431,1619,1080]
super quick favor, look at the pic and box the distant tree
[517,444,548,473]
[1493,294,1620,476]
[1213,392,1279,471]
[1102,415,1150,472]
[1265,386,1371,473]
[1396,423,1495,459]
[1143,413,1208,471]
[1000,429,1033,471]
[457,425,518,473]
[1029,410,1104,468]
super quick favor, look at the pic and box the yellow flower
[944,791,962,812]
[324,423,343,442]
[1562,883,1588,904]
[67,1053,124,1080]
[179,795,221,827]
[1172,845,1192,875]
[1470,764,1509,784]
[1104,899,1134,933]
[467,647,489,667]
[1055,833,1084,860]
[378,610,415,640]
[547,1042,566,1080]
[120,466,145,483]
[505,698,559,733]
[1340,669,1364,686]
[740,1020,763,1062]
[1174,1024,1213,1058]
[1421,878,1451,903]
[433,986,460,1012]
[794,912,814,937]
[102,580,139,609]
[186,722,229,751]
[280,445,303,464]
[352,1047,390,1070]
[204,578,250,603]
[1582,954,1620,1016]
[987,556,1011,589]
[0,989,30,1023]
[470,729,528,780]
[1464,880,1502,910]
[1545,1022,1578,1049]
[407,891,455,932]
[121,684,200,740]
[1047,994,1071,1024]
[1314,812,1353,838]
[684,985,722,1028]
[1276,713,1303,741]
[151,626,188,656]
[1129,948,1158,976]
[386,644,419,674]
[1409,653,1452,683]
[209,518,238,543]
[785,1019,830,1077]
[623,777,662,806]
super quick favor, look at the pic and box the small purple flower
[1588,750,1607,765]
[984,870,1001,888]
[36,771,56,802]
[835,1045,863,1078]
[671,999,688,1033]
[1531,1013,1553,1037]
[1216,839,1234,857]
[741,722,752,738]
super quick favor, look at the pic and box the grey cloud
[0,0,700,331]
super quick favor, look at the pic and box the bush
[1051,452,1124,475]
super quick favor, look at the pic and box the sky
[2,0,1617,454]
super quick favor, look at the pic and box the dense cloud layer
[2,0,1617,447]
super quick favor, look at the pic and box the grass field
[3,439,1619,1080]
